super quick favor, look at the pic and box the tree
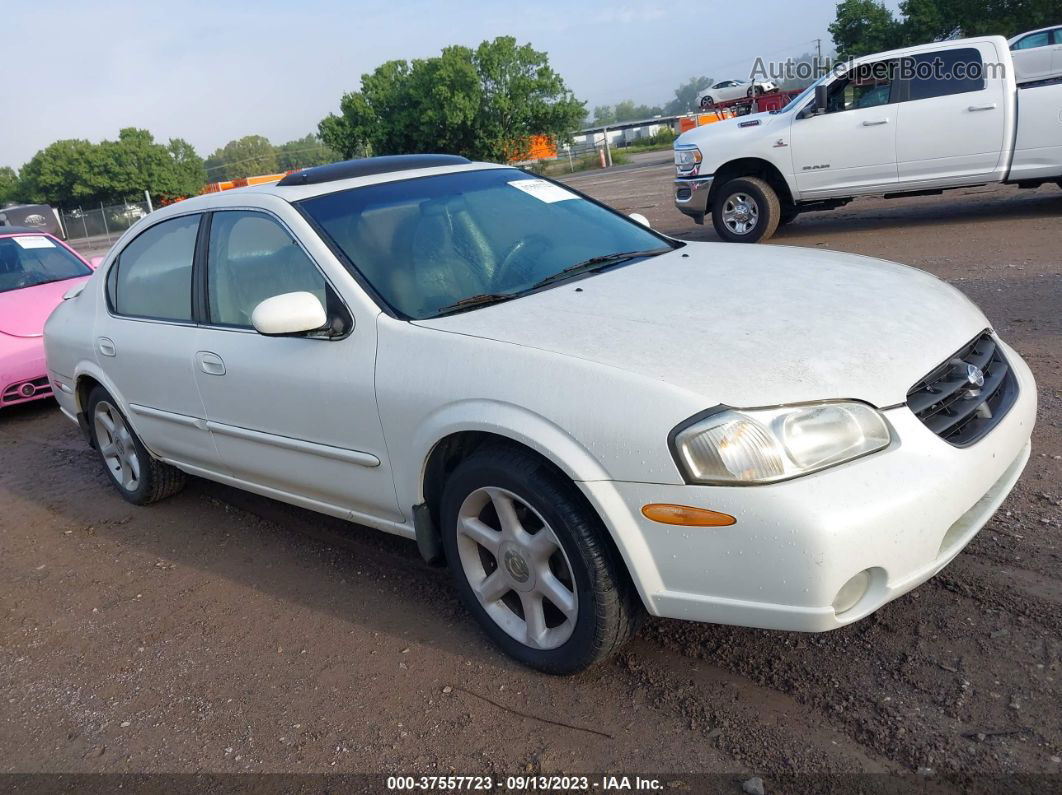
[204,135,279,181]
[318,36,586,163]
[664,76,713,115]
[17,130,207,207]
[0,167,19,205]
[829,0,902,60]
[17,139,101,206]
[166,138,208,196]
[277,134,338,170]
[613,100,663,122]
[830,0,1058,59]
[591,105,616,125]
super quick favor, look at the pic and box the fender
[406,399,667,608]
[408,398,612,507]
[71,360,167,459]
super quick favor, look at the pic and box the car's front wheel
[711,176,781,243]
[440,444,642,674]
[87,386,186,505]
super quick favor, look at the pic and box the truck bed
[1009,78,1062,182]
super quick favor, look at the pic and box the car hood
[415,243,990,408]
[0,277,90,338]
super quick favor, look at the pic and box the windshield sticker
[13,235,56,249]
[508,179,577,203]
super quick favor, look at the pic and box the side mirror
[813,84,829,115]
[629,212,651,228]
[88,256,104,269]
[251,291,327,336]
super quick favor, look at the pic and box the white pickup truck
[673,35,1062,242]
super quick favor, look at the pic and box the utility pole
[815,38,823,76]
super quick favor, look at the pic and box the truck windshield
[778,75,828,113]
[298,168,676,319]
[0,236,91,293]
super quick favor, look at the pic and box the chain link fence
[60,200,152,245]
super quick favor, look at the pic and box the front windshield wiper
[432,292,522,316]
[430,247,672,317]
[530,247,672,290]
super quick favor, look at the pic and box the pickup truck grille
[907,332,1018,447]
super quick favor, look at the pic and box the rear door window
[111,215,199,321]
[906,48,985,101]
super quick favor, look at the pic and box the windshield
[0,235,91,294]
[298,168,676,319]
[777,75,827,113]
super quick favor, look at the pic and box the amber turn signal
[641,503,736,527]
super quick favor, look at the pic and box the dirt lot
[2,158,1060,791]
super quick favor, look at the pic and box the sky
[2,0,898,170]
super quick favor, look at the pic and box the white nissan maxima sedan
[44,155,1035,673]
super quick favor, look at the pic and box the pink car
[0,228,96,409]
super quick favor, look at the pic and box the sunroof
[277,155,472,187]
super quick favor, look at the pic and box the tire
[711,176,781,243]
[440,443,643,674]
[86,386,186,505]
[700,96,714,109]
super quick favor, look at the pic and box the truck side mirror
[814,84,829,115]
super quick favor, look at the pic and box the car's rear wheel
[700,96,715,109]
[711,176,781,243]
[440,443,642,674]
[87,386,186,505]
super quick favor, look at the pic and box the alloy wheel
[722,192,760,235]
[455,486,578,650]
[93,400,141,492]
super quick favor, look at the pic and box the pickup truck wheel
[440,444,643,674]
[711,176,781,243]
[87,386,186,506]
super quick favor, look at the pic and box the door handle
[968,103,997,111]
[96,337,116,357]
[862,119,889,126]
[196,351,226,376]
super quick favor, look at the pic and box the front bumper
[674,176,713,221]
[580,340,1037,631]
[1,336,53,408]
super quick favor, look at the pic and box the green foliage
[592,101,664,126]
[318,36,586,163]
[276,134,339,171]
[830,0,1060,60]
[16,129,206,207]
[829,0,903,60]
[204,135,279,181]
[0,166,19,204]
[664,76,713,115]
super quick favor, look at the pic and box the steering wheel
[494,234,553,289]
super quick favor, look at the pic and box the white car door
[191,209,403,523]
[1010,29,1054,81]
[789,59,899,196]
[895,44,1007,184]
[96,213,220,471]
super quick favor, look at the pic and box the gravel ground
[1,158,1059,792]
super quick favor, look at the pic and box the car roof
[158,156,512,215]
[1008,25,1060,43]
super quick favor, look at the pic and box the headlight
[674,146,702,176]
[671,402,892,484]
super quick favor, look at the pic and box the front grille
[907,331,1018,447]
[1,376,52,404]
